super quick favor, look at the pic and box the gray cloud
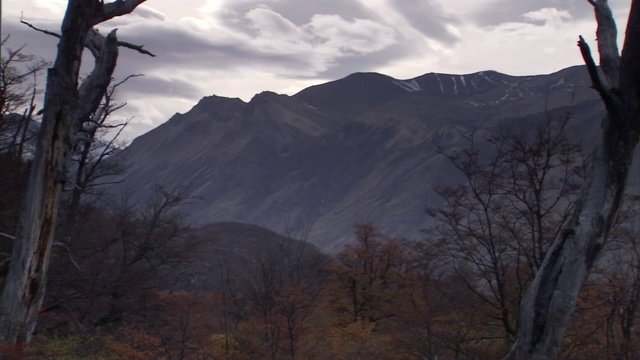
[112,23,306,75]
[472,1,593,27]
[109,6,402,79]
[117,76,203,100]
[388,0,459,43]
[1,0,452,92]
[216,0,376,26]
[313,42,417,80]
[134,5,169,21]
[8,0,630,141]
[119,113,158,140]
[1,18,60,59]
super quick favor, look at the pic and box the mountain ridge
[113,65,602,252]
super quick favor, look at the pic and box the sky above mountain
[0,0,632,139]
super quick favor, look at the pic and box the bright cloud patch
[304,15,396,53]
[217,7,399,75]
[245,7,303,40]
[6,0,626,142]
[135,5,169,21]
[242,8,397,66]
[522,7,572,25]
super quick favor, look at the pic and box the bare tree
[243,223,328,360]
[65,75,140,225]
[425,116,584,343]
[92,185,193,328]
[0,35,49,158]
[507,1,640,358]
[595,195,640,359]
[40,184,193,336]
[0,0,153,345]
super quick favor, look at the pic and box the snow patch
[470,76,480,90]
[479,71,498,84]
[435,74,444,94]
[550,78,566,89]
[392,79,422,92]
[495,92,510,103]
[459,75,467,91]
[451,76,458,95]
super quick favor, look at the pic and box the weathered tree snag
[506,1,640,359]
[0,0,150,345]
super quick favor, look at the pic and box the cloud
[422,12,596,78]
[303,14,397,54]
[245,7,302,41]
[110,5,399,79]
[522,8,572,25]
[118,76,203,100]
[388,0,459,43]
[219,6,399,74]
[11,0,67,19]
[74,2,403,138]
[471,0,594,27]
[2,0,634,143]
[134,5,169,21]
[214,0,376,25]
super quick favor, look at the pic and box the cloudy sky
[1,0,633,139]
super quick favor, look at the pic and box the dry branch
[20,19,155,57]
[0,0,152,345]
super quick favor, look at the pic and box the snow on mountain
[110,66,602,252]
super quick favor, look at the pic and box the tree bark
[506,1,640,358]
[0,0,147,345]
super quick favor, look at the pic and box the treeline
[5,219,639,360]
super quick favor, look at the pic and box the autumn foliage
[0,213,637,359]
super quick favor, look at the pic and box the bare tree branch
[116,40,155,57]
[20,19,155,57]
[19,19,61,39]
[75,30,119,140]
[52,242,82,271]
[112,73,144,88]
[577,36,610,100]
[97,0,148,24]
[0,232,16,240]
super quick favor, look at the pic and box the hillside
[110,65,603,252]
[182,221,327,291]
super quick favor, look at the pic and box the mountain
[110,66,604,252]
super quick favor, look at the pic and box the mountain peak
[113,66,601,252]
[293,71,407,118]
[251,90,280,100]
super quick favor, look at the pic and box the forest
[1,0,640,359]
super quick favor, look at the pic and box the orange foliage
[24,219,640,359]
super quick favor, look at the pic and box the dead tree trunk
[0,0,150,345]
[507,1,640,359]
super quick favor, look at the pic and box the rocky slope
[111,66,604,252]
